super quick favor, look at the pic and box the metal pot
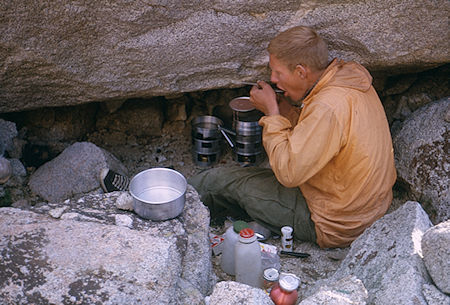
[192,115,223,140]
[235,120,262,136]
[129,168,187,221]
[229,97,263,124]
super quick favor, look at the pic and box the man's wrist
[266,105,280,116]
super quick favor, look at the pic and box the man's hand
[249,81,279,116]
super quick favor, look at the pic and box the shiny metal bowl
[130,168,187,221]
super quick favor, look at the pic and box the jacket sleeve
[259,102,345,187]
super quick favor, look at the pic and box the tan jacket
[259,59,397,248]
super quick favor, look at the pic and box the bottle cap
[239,228,255,238]
[279,273,299,292]
[281,226,293,237]
[263,268,279,281]
[233,220,249,233]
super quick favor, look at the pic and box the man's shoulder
[309,87,352,109]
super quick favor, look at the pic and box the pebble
[114,214,133,228]
[115,192,134,211]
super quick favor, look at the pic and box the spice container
[234,228,263,288]
[269,273,300,305]
[281,226,293,252]
[263,267,279,293]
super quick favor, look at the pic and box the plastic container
[220,220,248,275]
[269,273,299,305]
[281,226,294,252]
[234,228,263,288]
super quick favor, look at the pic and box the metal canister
[281,226,294,251]
[263,267,279,293]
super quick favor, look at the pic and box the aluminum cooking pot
[192,115,223,140]
[235,120,262,136]
[129,168,187,221]
[229,96,263,123]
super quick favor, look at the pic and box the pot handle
[218,126,235,148]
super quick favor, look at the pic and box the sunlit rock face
[0,0,448,113]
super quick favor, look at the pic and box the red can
[269,273,299,305]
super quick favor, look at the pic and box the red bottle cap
[239,228,255,238]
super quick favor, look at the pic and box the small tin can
[281,226,294,252]
[263,267,280,293]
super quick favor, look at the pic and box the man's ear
[295,64,307,79]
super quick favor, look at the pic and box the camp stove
[229,97,265,166]
[191,116,224,167]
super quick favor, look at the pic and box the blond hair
[268,26,329,72]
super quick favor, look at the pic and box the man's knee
[188,168,221,191]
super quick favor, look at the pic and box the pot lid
[229,97,255,112]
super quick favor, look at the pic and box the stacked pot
[191,116,224,167]
[229,97,264,166]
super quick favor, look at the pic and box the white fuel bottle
[234,228,263,288]
[220,220,248,275]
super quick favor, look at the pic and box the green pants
[188,167,316,242]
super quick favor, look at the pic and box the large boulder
[421,220,450,294]
[0,0,448,113]
[393,97,450,223]
[0,185,213,304]
[28,142,128,202]
[422,283,450,305]
[309,201,433,305]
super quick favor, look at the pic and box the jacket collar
[300,58,342,106]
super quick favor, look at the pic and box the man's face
[269,54,308,102]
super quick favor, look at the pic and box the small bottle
[220,220,248,275]
[263,267,279,293]
[234,228,263,288]
[269,273,299,305]
[281,226,293,252]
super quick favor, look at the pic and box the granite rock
[421,220,450,294]
[393,97,450,223]
[1,0,448,113]
[422,283,450,305]
[0,184,212,304]
[28,142,128,202]
[299,276,368,305]
[310,201,433,305]
[207,281,273,305]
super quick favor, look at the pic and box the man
[189,26,396,248]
